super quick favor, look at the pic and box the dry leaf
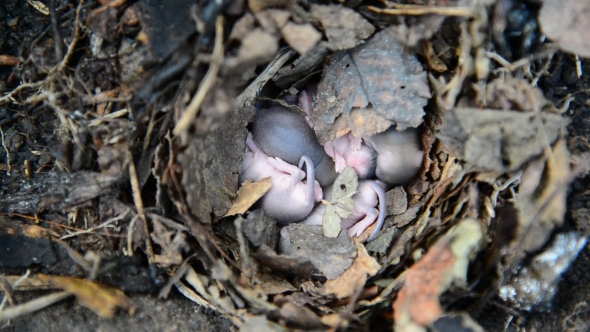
[310,5,375,51]
[40,275,135,318]
[393,219,482,331]
[313,26,430,143]
[281,22,322,55]
[323,167,358,238]
[539,0,590,57]
[436,108,569,173]
[225,178,272,217]
[323,239,380,298]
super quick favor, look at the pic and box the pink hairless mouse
[324,127,423,186]
[302,179,386,242]
[240,132,323,225]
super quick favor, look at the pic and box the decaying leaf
[323,167,358,238]
[499,232,587,311]
[539,0,590,57]
[180,107,254,223]
[281,22,322,55]
[310,5,375,51]
[323,239,381,299]
[279,224,356,279]
[393,218,482,331]
[225,178,272,217]
[313,26,430,143]
[39,275,136,318]
[436,108,569,173]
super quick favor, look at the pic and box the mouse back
[253,106,325,166]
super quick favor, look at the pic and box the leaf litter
[0,0,588,330]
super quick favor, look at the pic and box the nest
[0,0,589,330]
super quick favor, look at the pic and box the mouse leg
[347,208,378,237]
[267,157,306,181]
[246,132,259,152]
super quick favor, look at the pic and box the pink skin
[241,133,323,225]
[341,180,386,241]
[324,133,374,179]
[301,180,387,242]
[297,84,317,128]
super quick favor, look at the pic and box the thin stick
[0,126,10,176]
[60,211,129,240]
[56,0,84,72]
[367,4,474,17]
[0,291,72,321]
[127,149,153,262]
[173,16,224,135]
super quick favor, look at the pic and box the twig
[56,0,85,73]
[60,210,130,240]
[367,4,474,17]
[0,55,19,66]
[0,126,10,176]
[575,54,583,78]
[0,271,30,311]
[0,291,72,321]
[49,0,64,61]
[127,149,154,262]
[173,16,224,135]
[126,213,140,256]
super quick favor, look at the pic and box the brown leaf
[436,108,569,173]
[313,26,430,143]
[40,275,135,318]
[393,218,482,330]
[323,239,380,298]
[310,5,375,51]
[281,22,322,55]
[225,178,272,217]
[539,0,590,56]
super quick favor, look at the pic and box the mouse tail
[299,155,315,207]
[367,181,387,242]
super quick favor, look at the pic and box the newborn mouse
[324,128,423,186]
[301,180,387,242]
[324,132,377,179]
[365,127,423,186]
[252,105,337,187]
[240,132,323,225]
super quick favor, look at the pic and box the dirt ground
[1,0,590,330]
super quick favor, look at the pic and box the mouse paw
[347,222,368,238]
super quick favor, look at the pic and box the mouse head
[344,144,377,179]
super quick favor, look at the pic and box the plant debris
[0,0,588,330]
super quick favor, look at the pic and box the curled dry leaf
[313,26,430,143]
[39,275,136,318]
[539,0,590,57]
[225,178,273,217]
[323,239,380,299]
[393,218,482,331]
